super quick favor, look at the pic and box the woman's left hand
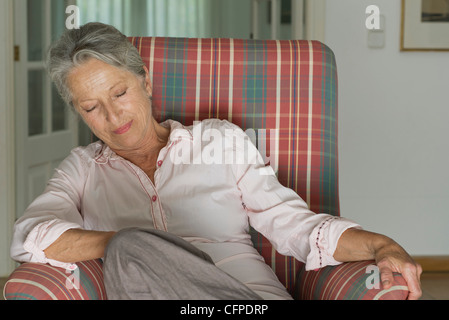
[374,240,423,300]
[334,228,422,300]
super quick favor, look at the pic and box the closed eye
[86,106,97,113]
[116,90,127,98]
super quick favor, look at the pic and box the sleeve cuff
[23,219,82,271]
[305,216,363,271]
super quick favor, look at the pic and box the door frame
[0,0,16,276]
[305,0,326,42]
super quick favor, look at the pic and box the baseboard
[412,256,449,272]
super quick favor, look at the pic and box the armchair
[4,37,408,300]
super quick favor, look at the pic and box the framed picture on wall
[401,0,449,51]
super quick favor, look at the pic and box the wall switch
[368,29,385,48]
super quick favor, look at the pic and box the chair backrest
[130,37,340,293]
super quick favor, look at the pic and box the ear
[142,65,152,97]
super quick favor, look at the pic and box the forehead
[67,59,135,100]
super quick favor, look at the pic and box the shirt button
[157,160,163,167]
[152,195,157,202]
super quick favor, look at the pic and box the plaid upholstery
[131,37,339,294]
[3,259,106,300]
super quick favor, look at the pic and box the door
[14,0,78,219]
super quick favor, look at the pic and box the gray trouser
[103,228,261,300]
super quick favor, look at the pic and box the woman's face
[67,58,154,153]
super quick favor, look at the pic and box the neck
[114,118,170,171]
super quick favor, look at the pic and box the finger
[403,264,423,300]
[378,265,394,290]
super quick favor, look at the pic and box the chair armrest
[294,260,409,300]
[3,259,107,300]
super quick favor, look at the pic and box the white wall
[324,0,449,255]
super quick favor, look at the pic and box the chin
[113,136,144,150]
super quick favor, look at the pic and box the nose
[104,100,123,124]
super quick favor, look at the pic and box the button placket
[124,161,167,231]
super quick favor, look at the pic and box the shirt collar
[93,119,193,164]
[163,119,194,142]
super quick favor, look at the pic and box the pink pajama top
[11,119,361,299]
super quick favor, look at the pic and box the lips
[113,120,133,135]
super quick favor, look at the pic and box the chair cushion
[295,260,409,300]
[3,259,106,300]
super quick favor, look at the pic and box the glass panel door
[27,70,46,136]
[27,0,46,61]
[26,0,69,136]
[15,0,79,219]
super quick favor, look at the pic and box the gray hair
[46,22,146,108]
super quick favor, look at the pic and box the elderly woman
[11,23,422,300]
